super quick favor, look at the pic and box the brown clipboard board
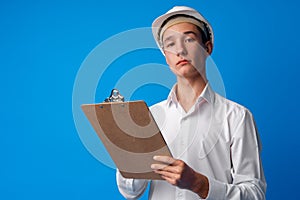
[81,100,172,180]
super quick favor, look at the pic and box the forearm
[188,170,265,200]
[205,176,266,200]
[116,170,148,199]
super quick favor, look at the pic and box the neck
[176,76,207,112]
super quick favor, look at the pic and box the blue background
[1,0,299,199]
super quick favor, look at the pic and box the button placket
[176,188,184,200]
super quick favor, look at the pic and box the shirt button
[178,192,183,198]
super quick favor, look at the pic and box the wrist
[191,172,209,199]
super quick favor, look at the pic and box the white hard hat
[152,6,214,53]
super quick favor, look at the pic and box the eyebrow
[163,31,198,43]
[183,31,198,37]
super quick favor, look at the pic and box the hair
[159,14,211,44]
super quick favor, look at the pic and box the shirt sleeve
[116,169,149,199]
[206,109,267,200]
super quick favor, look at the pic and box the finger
[162,175,177,186]
[155,171,180,186]
[153,164,182,175]
[153,155,176,165]
[151,163,169,170]
[151,163,181,173]
[154,169,178,178]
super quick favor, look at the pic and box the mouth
[176,59,190,66]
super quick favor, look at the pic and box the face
[162,22,210,80]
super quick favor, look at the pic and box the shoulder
[148,100,169,124]
[213,93,256,136]
[215,94,262,149]
[214,92,253,118]
[149,100,168,112]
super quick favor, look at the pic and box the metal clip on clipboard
[104,89,125,102]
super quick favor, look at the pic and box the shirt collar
[166,82,215,107]
[199,83,215,104]
[166,84,179,107]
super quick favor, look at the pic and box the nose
[176,41,187,56]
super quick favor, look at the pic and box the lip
[176,59,190,66]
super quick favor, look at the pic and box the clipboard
[81,100,172,180]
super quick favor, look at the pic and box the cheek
[164,52,175,66]
[192,47,207,63]
[164,54,178,74]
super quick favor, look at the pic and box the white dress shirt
[116,84,266,200]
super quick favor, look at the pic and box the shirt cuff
[205,177,226,200]
[116,170,148,199]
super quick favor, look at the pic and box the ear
[204,41,213,55]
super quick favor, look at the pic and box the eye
[164,42,175,48]
[185,37,196,43]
